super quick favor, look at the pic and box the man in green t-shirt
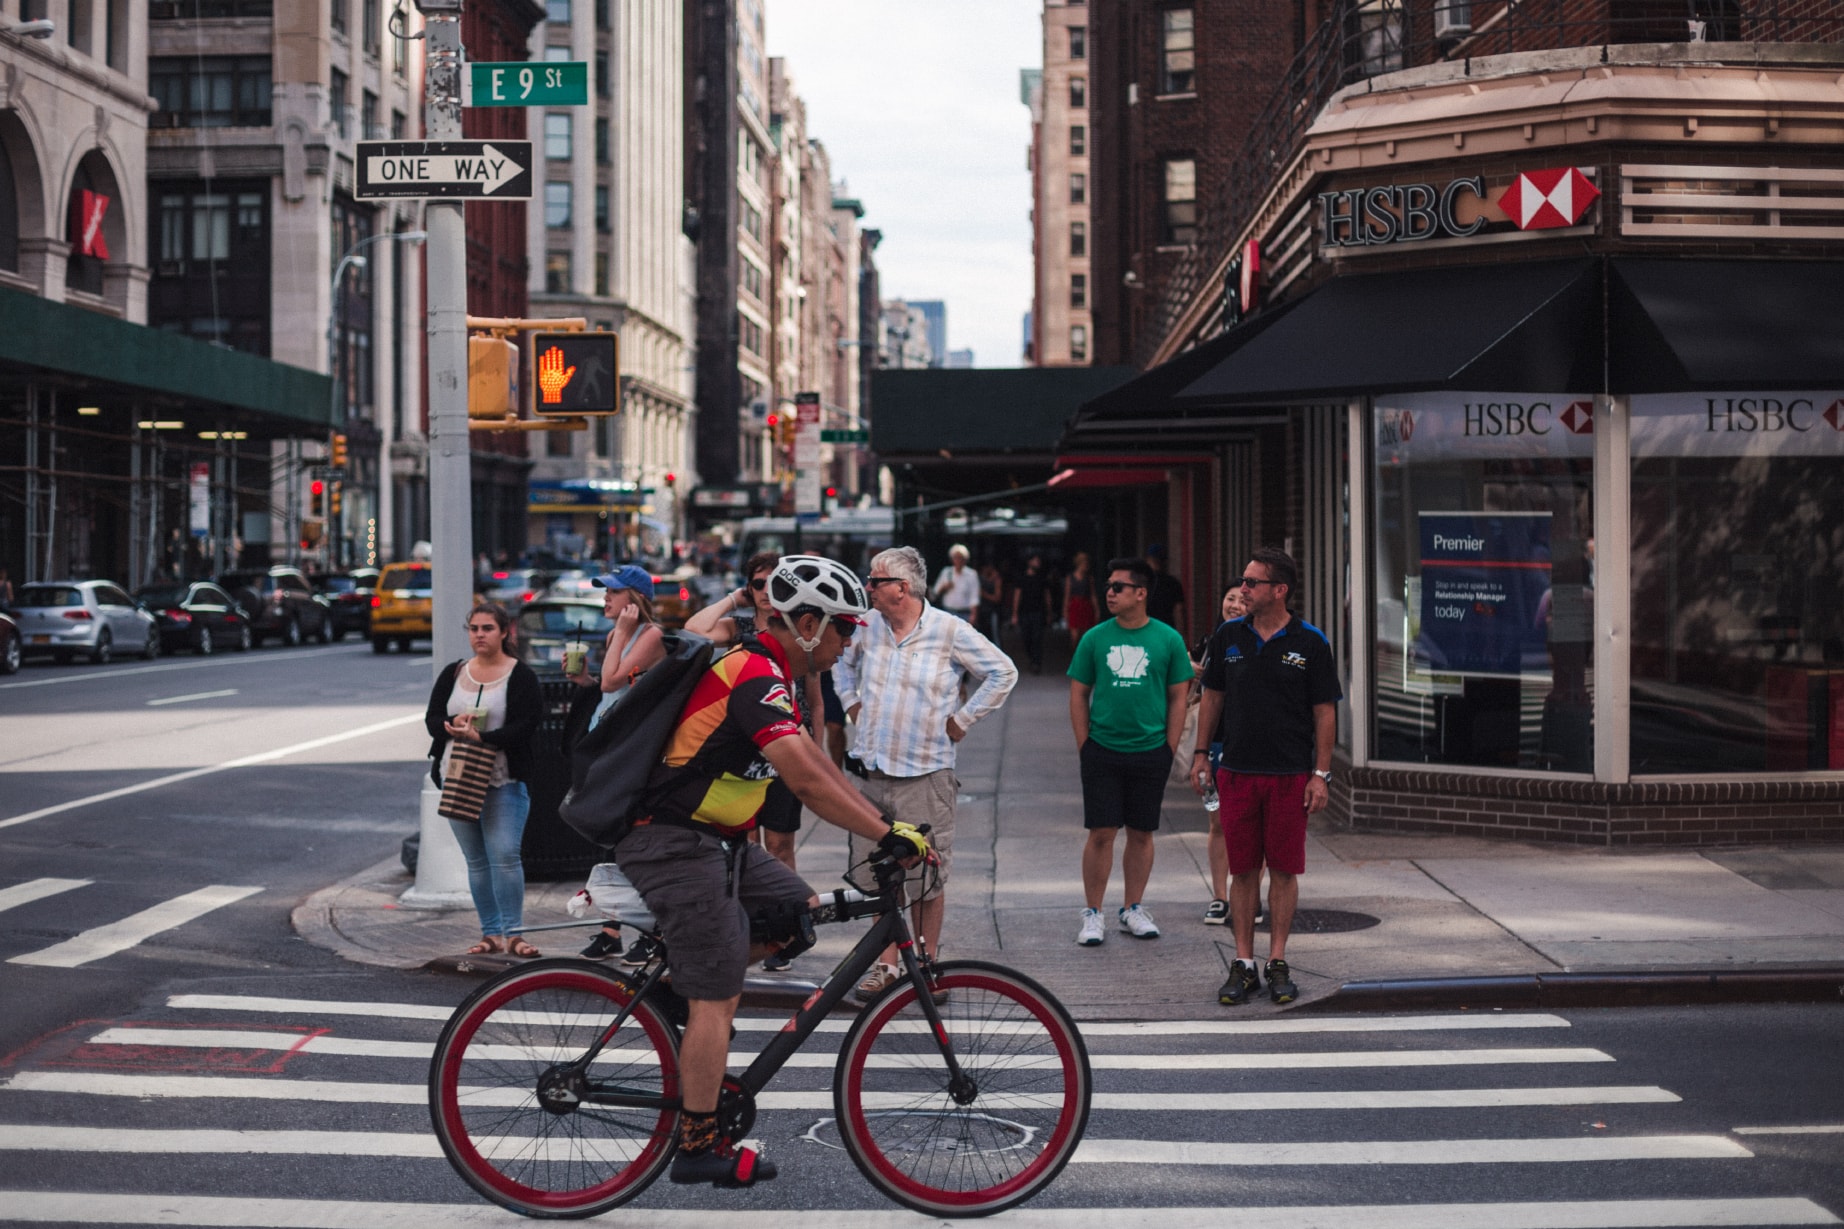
[1068,557,1195,946]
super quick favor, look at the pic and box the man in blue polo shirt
[1191,547,1341,1005]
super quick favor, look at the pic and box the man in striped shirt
[834,546,1019,1003]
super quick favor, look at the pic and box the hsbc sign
[1320,167,1599,249]
[1634,392,1844,458]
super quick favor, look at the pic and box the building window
[331,0,347,33]
[595,0,610,30]
[545,113,572,160]
[148,56,273,127]
[0,140,17,272]
[1160,8,1196,94]
[1070,324,1087,361]
[1069,172,1086,205]
[1069,77,1086,108]
[595,52,610,99]
[546,0,571,22]
[741,200,763,242]
[390,108,407,139]
[545,251,572,293]
[1069,221,1086,257]
[1161,157,1197,245]
[330,193,377,415]
[1070,124,1086,156]
[545,181,572,228]
[361,90,379,139]
[330,68,349,138]
[595,185,610,233]
[362,0,379,54]
[594,250,609,297]
[1371,393,1594,773]
[151,1,274,15]
[1069,25,1086,59]
[741,257,763,301]
[595,118,610,165]
[392,7,406,74]
[149,180,271,353]
[545,45,572,62]
[1070,273,1087,309]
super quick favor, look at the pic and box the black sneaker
[1254,900,1269,927]
[669,1143,778,1187]
[579,929,623,960]
[1265,958,1298,1004]
[1217,961,1261,1006]
[622,935,661,968]
[1203,898,1229,925]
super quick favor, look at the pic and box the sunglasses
[1105,581,1144,595]
[1237,576,1278,588]
[866,576,903,588]
[748,577,769,590]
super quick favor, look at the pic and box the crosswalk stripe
[1071,1135,1752,1165]
[0,878,89,914]
[0,1124,1750,1167]
[1734,1125,1844,1135]
[75,1028,1611,1071]
[6,885,262,968]
[0,1071,1676,1114]
[0,1193,1834,1228]
[164,995,1574,1036]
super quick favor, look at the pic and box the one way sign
[355,141,533,200]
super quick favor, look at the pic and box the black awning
[1609,258,1844,392]
[1177,259,1602,405]
[1071,299,1302,424]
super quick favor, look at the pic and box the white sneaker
[1076,908,1105,946]
[1119,903,1161,939]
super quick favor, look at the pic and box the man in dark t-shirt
[1190,548,1341,1007]
[1145,544,1185,632]
[1008,554,1053,673]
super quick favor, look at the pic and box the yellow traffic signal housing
[777,413,798,447]
[529,331,620,416]
[469,336,520,420]
[330,433,349,469]
[329,482,343,516]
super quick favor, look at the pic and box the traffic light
[663,471,677,487]
[529,331,620,416]
[777,414,798,447]
[330,433,348,469]
[329,481,342,517]
[468,336,519,420]
[310,479,324,517]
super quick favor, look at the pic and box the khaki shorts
[615,823,812,1001]
[846,769,957,903]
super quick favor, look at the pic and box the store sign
[1222,240,1261,327]
[1376,393,1595,465]
[1417,511,1552,679]
[188,463,210,538]
[1632,392,1844,457]
[793,392,823,519]
[72,190,110,259]
[1498,167,1600,230]
[1320,167,1597,248]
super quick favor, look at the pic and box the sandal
[505,937,542,959]
[465,938,500,955]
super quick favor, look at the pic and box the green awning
[0,284,334,431]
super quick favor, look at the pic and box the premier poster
[1415,511,1552,679]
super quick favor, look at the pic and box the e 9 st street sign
[529,332,620,417]
[356,141,533,199]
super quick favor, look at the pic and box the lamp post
[326,229,426,568]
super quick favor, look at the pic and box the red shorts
[1216,770,1310,877]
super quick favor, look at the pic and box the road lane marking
[1735,1125,1844,1135]
[0,644,373,690]
[7,885,262,968]
[163,995,1573,1035]
[0,1194,1834,1228]
[3,1070,1673,1115]
[1071,1135,1752,1165]
[0,878,90,914]
[0,714,423,831]
[146,689,240,706]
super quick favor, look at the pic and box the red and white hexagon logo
[1497,168,1601,230]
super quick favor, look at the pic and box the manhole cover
[1259,908,1380,935]
[802,1112,1037,1155]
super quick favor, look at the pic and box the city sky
[765,0,1041,369]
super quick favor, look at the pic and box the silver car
[11,579,160,664]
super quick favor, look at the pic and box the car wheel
[235,624,252,653]
[0,633,19,675]
[90,631,112,665]
[397,637,413,653]
[327,624,345,643]
[141,629,160,661]
[372,636,389,654]
[284,618,302,648]
[194,625,214,656]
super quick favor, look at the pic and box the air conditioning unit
[1434,0,1472,37]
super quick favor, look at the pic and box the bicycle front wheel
[428,959,680,1218]
[834,959,1091,1217]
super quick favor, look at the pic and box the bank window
[1160,9,1195,94]
[1162,158,1196,245]
[545,113,572,160]
[1070,77,1086,108]
[1069,220,1086,257]
[1371,393,1595,773]
[1070,172,1086,205]
[1069,25,1086,60]
[1069,124,1086,157]
[545,251,571,293]
[545,181,572,228]
[1070,273,1087,309]
[1070,324,1088,361]
[1629,392,1844,773]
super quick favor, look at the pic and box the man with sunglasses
[1069,557,1195,946]
[1191,547,1341,1006]
[834,545,1018,1004]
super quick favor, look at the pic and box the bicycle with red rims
[427,844,1092,1219]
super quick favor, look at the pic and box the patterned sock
[679,1110,720,1156]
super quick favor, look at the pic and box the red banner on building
[72,190,111,259]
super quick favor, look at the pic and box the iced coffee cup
[564,643,587,676]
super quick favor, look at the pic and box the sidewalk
[296,669,1844,1019]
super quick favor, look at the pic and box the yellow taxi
[370,562,432,653]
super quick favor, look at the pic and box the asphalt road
[2,646,1841,1226]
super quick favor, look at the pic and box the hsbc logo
[1377,408,1415,447]
[1498,168,1600,230]
[1826,399,1844,431]
[1560,400,1594,435]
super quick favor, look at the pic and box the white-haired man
[931,543,980,622]
[836,545,1018,1003]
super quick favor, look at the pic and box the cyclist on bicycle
[614,553,929,1188]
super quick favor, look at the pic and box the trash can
[521,674,605,880]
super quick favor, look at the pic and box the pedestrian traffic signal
[331,433,348,469]
[529,331,620,416]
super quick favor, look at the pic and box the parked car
[371,561,433,653]
[651,568,703,630]
[310,569,379,641]
[132,581,253,655]
[542,572,600,600]
[517,596,612,676]
[478,567,551,609]
[217,567,333,647]
[10,579,160,664]
[0,611,20,674]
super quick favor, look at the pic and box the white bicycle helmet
[767,554,870,650]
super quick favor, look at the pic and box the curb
[1296,967,1844,1012]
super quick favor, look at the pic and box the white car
[12,579,160,664]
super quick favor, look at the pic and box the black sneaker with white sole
[1217,961,1261,1006]
[621,935,661,968]
[1264,957,1298,1004]
[1203,898,1228,925]
[579,929,623,960]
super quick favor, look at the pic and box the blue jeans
[448,780,530,937]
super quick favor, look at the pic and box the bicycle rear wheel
[834,959,1091,1217]
[428,959,679,1218]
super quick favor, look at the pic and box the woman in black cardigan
[426,602,544,956]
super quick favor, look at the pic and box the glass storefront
[1372,393,1595,772]
[1630,392,1844,774]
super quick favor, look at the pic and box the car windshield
[220,573,273,593]
[519,607,612,637]
[316,577,357,594]
[137,586,190,607]
[379,567,432,594]
[19,586,82,607]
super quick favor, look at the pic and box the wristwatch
[1313,769,1333,783]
